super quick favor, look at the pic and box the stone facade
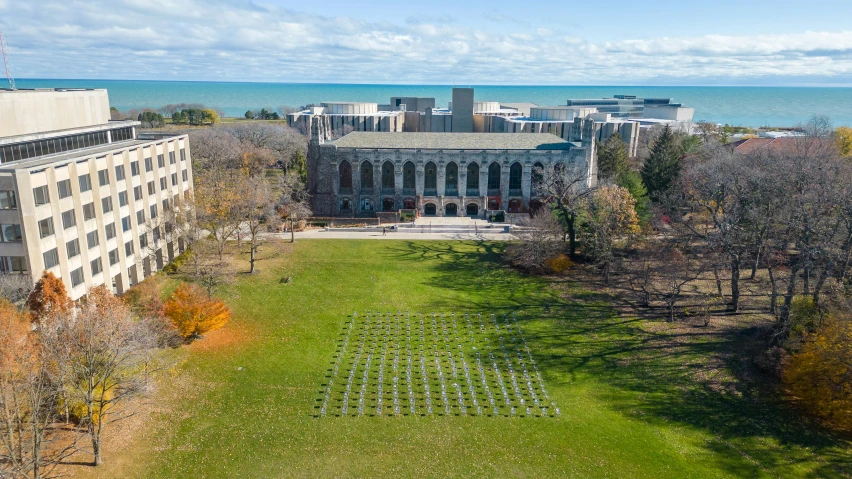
[308,127,597,218]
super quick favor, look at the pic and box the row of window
[0,256,26,273]
[339,161,525,192]
[33,167,189,206]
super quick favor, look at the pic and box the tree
[278,173,311,243]
[244,110,256,120]
[505,210,565,272]
[164,283,230,339]
[0,273,33,305]
[236,175,277,273]
[784,308,852,430]
[836,126,852,157]
[580,185,640,283]
[26,271,72,323]
[597,133,630,181]
[641,125,683,199]
[40,286,157,467]
[0,300,75,479]
[615,170,651,226]
[291,149,308,183]
[533,162,593,258]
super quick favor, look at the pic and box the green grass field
[81,240,851,478]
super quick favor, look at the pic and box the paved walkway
[267,230,515,241]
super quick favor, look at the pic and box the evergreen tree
[616,170,651,226]
[597,133,630,181]
[640,125,682,199]
[292,150,308,184]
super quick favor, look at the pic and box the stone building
[307,119,597,218]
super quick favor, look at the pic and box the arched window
[445,162,458,194]
[466,162,480,194]
[488,162,501,191]
[381,161,395,190]
[360,161,374,190]
[403,161,415,190]
[532,162,544,194]
[509,162,522,191]
[425,161,437,192]
[339,160,352,189]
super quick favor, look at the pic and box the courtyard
[74,240,852,478]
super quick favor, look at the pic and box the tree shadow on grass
[382,240,852,478]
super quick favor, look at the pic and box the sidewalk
[265,229,516,241]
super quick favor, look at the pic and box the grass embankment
[76,240,851,478]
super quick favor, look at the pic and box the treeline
[110,103,223,128]
[510,116,852,430]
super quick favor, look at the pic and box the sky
[2,0,852,85]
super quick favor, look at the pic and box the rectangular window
[159,177,167,190]
[38,218,54,238]
[0,191,17,210]
[180,149,186,162]
[98,169,109,186]
[105,222,116,239]
[86,230,99,249]
[171,173,178,186]
[122,216,131,232]
[78,174,92,192]
[182,170,188,182]
[115,164,126,181]
[4,257,27,273]
[82,202,96,221]
[125,240,134,256]
[162,198,170,211]
[134,185,143,201]
[131,161,140,176]
[150,204,158,219]
[152,227,161,243]
[61,209,76,229]
[144,157,153,172]
[139,232,148,249]
[91,257,102,276]
[57,179,72,199]
[147,181,155,195]
[102,196,113,214]
[0,224,21,242]
[169,151,176,164]
[70,267,84,287]
[109,248,119,265]
[66,238,81,258]
[33,186,49,205]
[119,191,128,207]
[157,154,165,168]
[136,210,145,224]
[43,248,59,269]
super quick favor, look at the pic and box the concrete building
[382,97,435,112]
[287,102,405,135]
[307,117,597,218]
[566,95,694,122]
[450,88,474,133]
[0,88,194,299]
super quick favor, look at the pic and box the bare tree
[278,173,311,243]
[40,287,158,466]
[505,210,565,272]
[533,162,594,258]
[0,274,33,305]
[236,175,278,274]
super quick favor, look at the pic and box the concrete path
[266,229,516,241]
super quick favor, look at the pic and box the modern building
[287,102,405,135]
[307,117,598,218]
[566,95,694,122]
[0,88,194,299]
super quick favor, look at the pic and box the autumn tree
[236,175,278,273]
[40,286,158,466]
[597,133,630,181]
[580,185,640,283]
[0,300,75,479]
[533,162,593,258]
[0,273,33,305]
[836,125,852,157]
[505,210,565,273]
[26,271,72,323]
[164,283,231,339]
[278,172,312,243]
[641,125,683,199]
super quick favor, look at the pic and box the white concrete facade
[0,89,111,138]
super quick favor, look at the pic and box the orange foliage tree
[784,316,852,430]
[164,283,230,339]
[26,271,72,322]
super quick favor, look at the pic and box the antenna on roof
[0,32,16,90]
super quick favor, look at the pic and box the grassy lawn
[76,240,851,478]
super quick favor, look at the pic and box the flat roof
[329,132,573,150]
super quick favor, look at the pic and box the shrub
[164,283,231,339]
[789,295,820,337]
[547,254,574,273]
[162,248,192,274]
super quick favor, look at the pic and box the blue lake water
[13,79,852,128]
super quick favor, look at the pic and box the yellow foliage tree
[164,283,230,338]
[836,126,852,157]
[784,317,852,430]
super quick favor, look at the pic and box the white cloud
[0,0,851,84]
